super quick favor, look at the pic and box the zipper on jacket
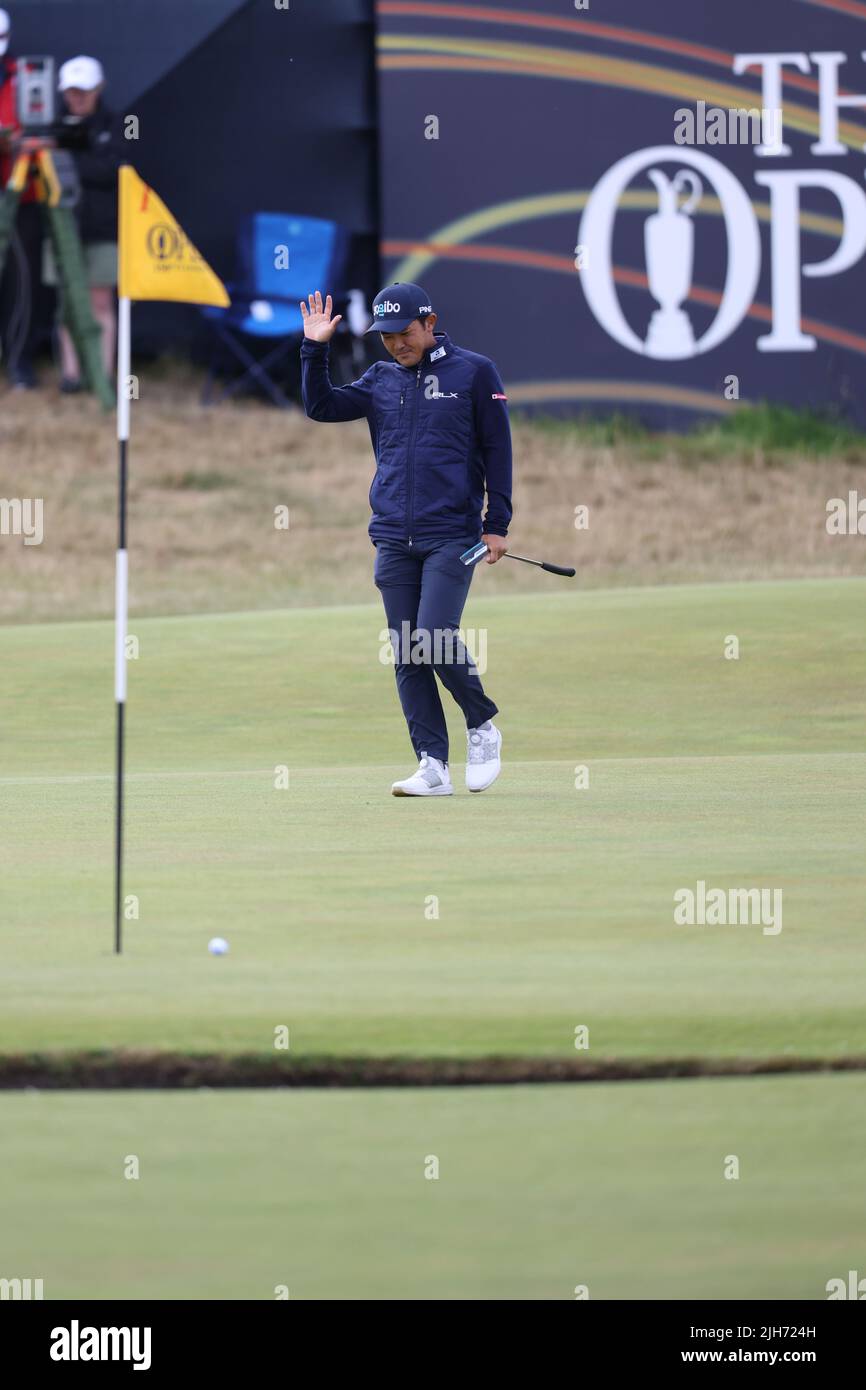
[406,365,422,543]
[400,389,410,544]
[403,391,408,542]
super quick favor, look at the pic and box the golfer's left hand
[482,534,508,564]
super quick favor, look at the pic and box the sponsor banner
[376,0,866,426]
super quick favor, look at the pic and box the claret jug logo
[579,52,866,360]
[146,223,179,260]
[146,222,202,269]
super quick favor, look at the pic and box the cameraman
[0,6,43,390]
[44,55,122,390]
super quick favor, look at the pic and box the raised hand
[300,290,343,342]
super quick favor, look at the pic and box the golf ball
[208,937,229,956]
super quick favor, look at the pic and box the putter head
[459,542,489,566]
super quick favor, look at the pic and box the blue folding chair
[201,213,349,407]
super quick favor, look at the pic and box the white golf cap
[0,9,10,59]
[58,55,104,91]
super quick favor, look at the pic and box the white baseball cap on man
[0,8,11,59]
[58,55,104,91]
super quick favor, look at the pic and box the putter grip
[541,562,576,577]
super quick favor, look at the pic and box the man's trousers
[374,535,499,764]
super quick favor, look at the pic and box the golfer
[300,283,511,797]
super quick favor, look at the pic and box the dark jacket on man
[301,331,513,544]
[56,98,123,243]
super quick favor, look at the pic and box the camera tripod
[0,133,113,406]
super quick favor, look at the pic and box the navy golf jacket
[301,331,512,542]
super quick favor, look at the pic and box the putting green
[0,1074,862,1300]
[1,578,864,1058]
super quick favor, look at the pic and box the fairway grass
[0,1074,862,1300]
[1,578,864,1060]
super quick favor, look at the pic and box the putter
[460,542,575,578]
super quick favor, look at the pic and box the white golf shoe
[391,753,453,797]
[466,721,502,792]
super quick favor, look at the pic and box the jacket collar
[425,331,452,364]
[396,331,453,372]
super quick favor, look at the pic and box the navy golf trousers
[374,536,499,764]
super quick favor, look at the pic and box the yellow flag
[118,165,229,306]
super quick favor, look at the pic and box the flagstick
[111,164,228,951]
[114,295,131,954]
